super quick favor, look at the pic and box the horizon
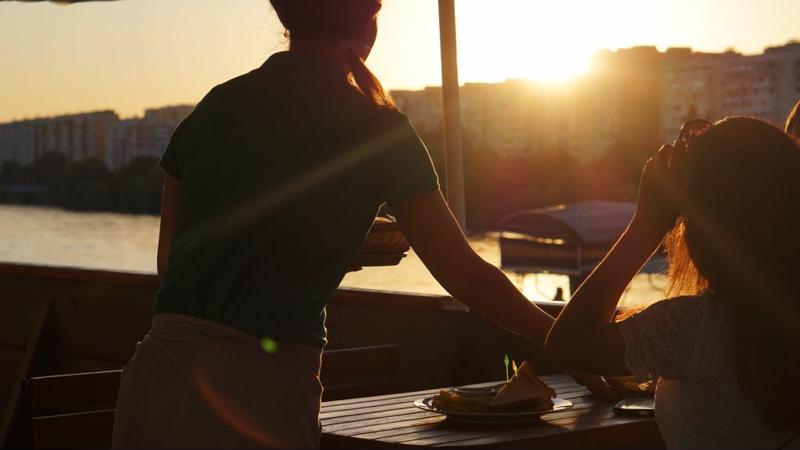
[5,40,800,123]
[2,0,800,122]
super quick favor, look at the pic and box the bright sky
[1,0,799,122]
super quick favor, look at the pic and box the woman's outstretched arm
[157,174,180,283]
[392,190,554,344]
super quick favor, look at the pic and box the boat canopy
[499,201,637,245]
[498,201,666,276]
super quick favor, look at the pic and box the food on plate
[431,389,491,412]
[607,376,656,395]
[431,361,555,413]
[488,361,555,411]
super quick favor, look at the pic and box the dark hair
[665,117,800,430]
[786,99,800,139]
[269,0,396,109]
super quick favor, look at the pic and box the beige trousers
[112,314,323,449]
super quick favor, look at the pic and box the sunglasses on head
[678,119,713,140]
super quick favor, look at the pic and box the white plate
[453,383,505,398]
[413,396,573,424]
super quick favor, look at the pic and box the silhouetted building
[0,111,119,166]
[140,105,194,158]
[106,119,142,171]
[394,80,583,159]
[106,105,193,170]
[0,105,194,170]
[391,41,800,163]
[588,46,685,162]
[662,42,800,140]
[392,87,443,135]
[461,80,579,157]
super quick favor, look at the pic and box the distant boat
[499,201,667,282]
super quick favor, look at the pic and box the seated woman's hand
[568,371,621,403]
[631,140,690,241]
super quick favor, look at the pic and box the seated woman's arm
[545,223,663,375]
[392,190,554,344]
[546,142,686,375]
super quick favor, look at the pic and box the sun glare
[453,0,652,83]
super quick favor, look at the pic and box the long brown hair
[786,99,800,139]
[269,0,396,109]
[665,117,800,430]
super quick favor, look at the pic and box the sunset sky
[1,0,799,122]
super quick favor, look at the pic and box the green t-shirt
[154,52,439,347]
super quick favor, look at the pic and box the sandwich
[430,361,555,413]
[487,361,555,411]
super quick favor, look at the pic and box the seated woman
[546,117,800,449]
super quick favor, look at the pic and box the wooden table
[321,374,664,449]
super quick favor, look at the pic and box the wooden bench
[21,344,399,449]
[23,370,121,449]
[321,344,400,401]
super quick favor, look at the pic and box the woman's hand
[631,140,689,241]
[569,371,621,402]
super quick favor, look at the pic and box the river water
[0,205,667,307]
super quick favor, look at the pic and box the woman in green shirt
[113,1,560,448]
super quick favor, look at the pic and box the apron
[112,313,323,449]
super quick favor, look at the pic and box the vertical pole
[438,0,467,229]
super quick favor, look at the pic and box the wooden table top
[320,374,664,449]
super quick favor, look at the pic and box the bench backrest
[26,370,121,416]
[23,344,399,449]
[321,344,400,400]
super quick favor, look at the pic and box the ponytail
[270,0,395,110]
[345,48,396,110]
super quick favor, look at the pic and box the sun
[516,48,591,82]
[454,1,599,82]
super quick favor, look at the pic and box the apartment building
[394,80,581,159]
[662,42,800,141]
[390,41,800,163]
[0,111,118,166]
[106,105,194,170]
[0,105,194,170]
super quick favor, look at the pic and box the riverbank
[0,204,668,306]
[0,154,162,215]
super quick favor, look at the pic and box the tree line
[0,152,163,215]
[0,138,647,228]
[416,128,645,231]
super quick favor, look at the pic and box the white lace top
[619,295,798,449]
